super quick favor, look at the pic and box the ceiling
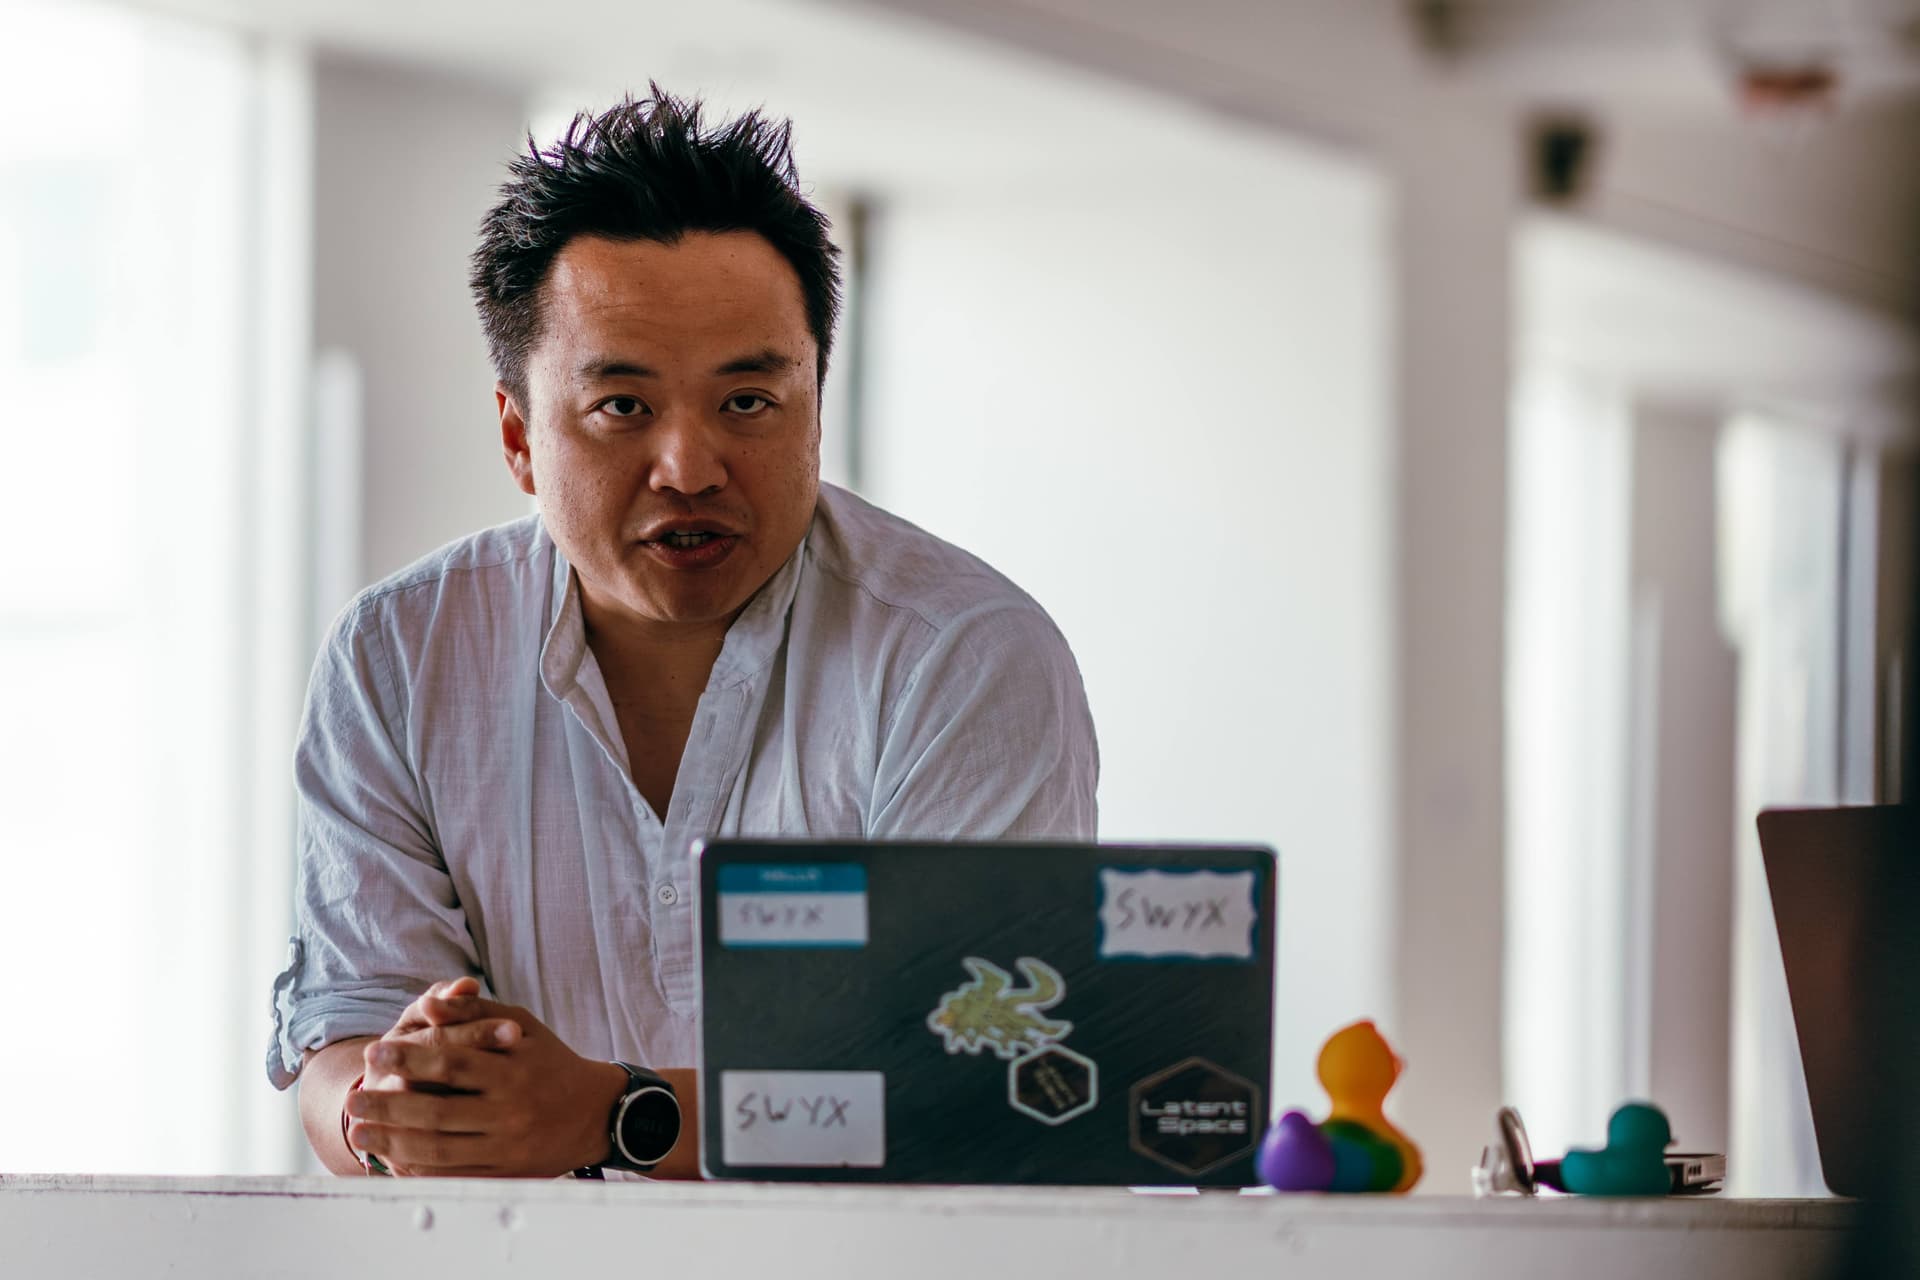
[1420,0,1920,110]
[1522,215,1920,428]
[97,0,1920,193]
[94,0,1349,192]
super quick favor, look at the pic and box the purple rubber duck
[1257,1110,1337,1192]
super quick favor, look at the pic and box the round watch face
[617,1085,682,1165]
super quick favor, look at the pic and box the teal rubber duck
[1558,1103,1673,1196]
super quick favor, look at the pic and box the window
[0,0,304,1174]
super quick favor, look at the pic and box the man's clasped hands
[342,976,632,1178]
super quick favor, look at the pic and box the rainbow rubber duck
[1317,1020,1423,1193]
[1256,1019,1423,1194]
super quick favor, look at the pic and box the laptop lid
[694,840,1277,1185]
[1757,805,1917,1198]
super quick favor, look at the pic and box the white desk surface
[1,1174,1855,1280]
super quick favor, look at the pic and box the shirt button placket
[657,884,678,907]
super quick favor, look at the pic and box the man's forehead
[548,232,803,316]
[538,232,813,373]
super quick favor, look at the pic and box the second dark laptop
[1758,804,1918,1198]
[693,839,1278,1185]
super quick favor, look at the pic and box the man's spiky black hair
[470,85,843,402]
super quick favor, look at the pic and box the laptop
[1758,805,1918,1198]
[692,839,1278,1184]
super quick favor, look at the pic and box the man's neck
[578,590,732,709]
[578,587,737,818]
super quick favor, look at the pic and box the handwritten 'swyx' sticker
[1098,868,1258,961]
[716,863,868,949]
[720,1070,885,1168]
[926,957,1072,1060]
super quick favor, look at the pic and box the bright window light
[0,0,279,1175]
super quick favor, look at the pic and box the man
[266,88,1098,1178]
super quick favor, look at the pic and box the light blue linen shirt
[267,483,1098,1088]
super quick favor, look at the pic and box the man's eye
[725,393,772,415]
[600,396,648,417]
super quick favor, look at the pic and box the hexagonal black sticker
[1009,1045,1098,1125]
[1129,1057,1261,1177]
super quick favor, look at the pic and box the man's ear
[498,385,537,497]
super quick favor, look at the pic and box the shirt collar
[539,526,589,705]
[538,516,810,702]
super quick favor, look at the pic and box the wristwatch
[594,1061,682,1174]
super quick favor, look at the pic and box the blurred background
[0,0,1913,1194]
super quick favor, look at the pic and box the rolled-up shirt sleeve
[265,596,484,1089]
[868,602,1099,841]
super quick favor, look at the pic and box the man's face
[500,231,821,636]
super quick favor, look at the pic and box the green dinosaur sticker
[925,957,1072,1060]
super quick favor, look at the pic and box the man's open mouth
[638,527,741,568]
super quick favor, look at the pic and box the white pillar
[1626,397,1738,1154]
[1387,109,1516,1186]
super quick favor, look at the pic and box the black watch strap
[580,1061,681,1176]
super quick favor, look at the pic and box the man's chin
[615,578,752,631]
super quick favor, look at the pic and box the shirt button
[657,884,679,907]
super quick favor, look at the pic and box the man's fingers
[347,1121,493,1171]
[419,1018,521,1051]
[420,977,484,1022]
[363,1039,491,1091]
[344,1088,494,1134]
[414,993,487,1028]
[421,996,531,1030]
[392,977,486,1033]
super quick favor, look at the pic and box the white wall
[312,55,533,589]
[861,153,1393,1117]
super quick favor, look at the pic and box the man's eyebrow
[576,358,658,381]
[712,349,799,376]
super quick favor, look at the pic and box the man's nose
[649,413,728,496]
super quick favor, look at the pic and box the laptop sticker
[926,957,1072,1059]
[1097,868,1258,961]
[720,1070,886,1167]
[717,863,868,949]
[1128,1057,1262,1177]
[1009,1045,1098,1126]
